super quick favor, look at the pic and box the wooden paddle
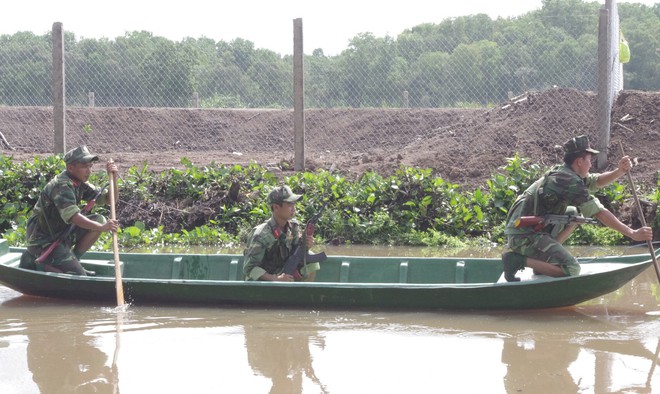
[618,143,660,283]
[108,159,125,305]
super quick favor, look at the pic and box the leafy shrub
[0,152,651,250]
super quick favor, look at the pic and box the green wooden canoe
[0,239,655,310]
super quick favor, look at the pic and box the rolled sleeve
[578,196,605,218]
[95,191,108,206]
[247,266,267,281]
[60,205,81,223]
[584,173,600,193]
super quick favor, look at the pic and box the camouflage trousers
[506,231,580,276]
[25,213,106,275]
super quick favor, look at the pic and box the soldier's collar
[268,217,291,239]
[65,170,81,187]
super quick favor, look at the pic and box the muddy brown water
[1,245,658,393]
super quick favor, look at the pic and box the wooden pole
[108,159,125,305]
[618,142,660,283]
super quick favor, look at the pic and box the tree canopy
[0,1,657,109]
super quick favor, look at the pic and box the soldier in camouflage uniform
[502,135,652,282]
[243,185,320,281]
[20,146,120,275]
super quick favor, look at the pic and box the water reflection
[501,334,580,392]
[0,291,658,393]
[496,309,660,393]
[1,297,118,393]
[244,318,327,394]
[501,334,660,393]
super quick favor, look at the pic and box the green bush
[0,152,651,250]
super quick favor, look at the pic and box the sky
[1,0,657,55]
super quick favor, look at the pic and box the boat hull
[0,261,651,310]
[0,240,655,310]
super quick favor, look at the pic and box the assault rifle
[35,182,109,264]
[514,214,598,232]
[280,200,329,280]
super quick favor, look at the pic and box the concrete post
[52,22,66,154]
[596,6,611,170]
[293,18,305,172]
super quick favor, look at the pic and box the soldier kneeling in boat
[501,135,652,282]
[19,146,120,275]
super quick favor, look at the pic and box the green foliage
[487,154,543,222]
[0,154,64,234]
[652,172,660,231]
[594,181,628,213]
[201,93,247,108]
[567,225,624,246]
[0,153,652,251]
[402,229,468,248]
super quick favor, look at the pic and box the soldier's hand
[629,226,653,242]
[106,161,118,174]
[617,155,632,173]
[275,273,294,282]
[102,219,120,233]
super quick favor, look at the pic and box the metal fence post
[293,18,305,172]
[52,22,66,154]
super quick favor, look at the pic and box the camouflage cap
[563,135,599,156]
[268,185,301,204]
[64,146,99,164]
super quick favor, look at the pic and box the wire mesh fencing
[0,3,626,167]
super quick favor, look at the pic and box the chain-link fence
[0,2,628,168]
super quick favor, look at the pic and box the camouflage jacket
[26,171,107,246]
[504,164,605,235]
[243,216,301,280]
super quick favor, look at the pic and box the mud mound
[336,89,657,190]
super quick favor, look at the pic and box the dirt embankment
[1,89,657,188]
[1,89,658,235]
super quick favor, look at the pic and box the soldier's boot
[502,252,526,282]
[19,251,37,270]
